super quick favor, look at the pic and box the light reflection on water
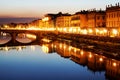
[0,33,37,44]
[0,41,119,80]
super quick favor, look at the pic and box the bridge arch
[0,29,44,44]
[16,33,37,43]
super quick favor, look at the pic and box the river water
[0,40,119,80]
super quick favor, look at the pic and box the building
[56,13,71,28]
[16,23,28,29]
[106,3,120,27]
[87,9,106,28]
[42,12,68,28]
[42,14,56,28]
[38,19,44,29]
[71,11,88,28]
[29,19,40,28]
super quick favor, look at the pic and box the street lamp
[110,29,118,37]
[63,28,67,32]
[99,57,103,62]
[69,27,73,33]
[88,29,93,35]
[113,62,117,67]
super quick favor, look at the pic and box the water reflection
[40,41,120,80]
[55,42,71,58]
[41,43,55,53]
[41,44,49,53]
[16,33,36,43]
[0,46,26,51]
[0,33,11,44]
[0,40,120,80]
[0,33,37,45]
[30,46,35,51]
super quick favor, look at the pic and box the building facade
[29,19,40,28]
[38,19,44,28]
[88,9,106,28]
[106,3,120,27]
[71,11,88,28]
[56,14,71,28]
[42,14,55,28]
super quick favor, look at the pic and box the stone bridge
[0,29,53,44]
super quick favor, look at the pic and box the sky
[0,0,120,18]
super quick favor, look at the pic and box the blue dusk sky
[0,0,120,18]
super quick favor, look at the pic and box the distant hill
[0,18,39,25]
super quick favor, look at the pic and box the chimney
[118,3,120,7]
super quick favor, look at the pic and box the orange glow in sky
[0,0,119,18]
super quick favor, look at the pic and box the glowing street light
[80,50,84,55]
[73,28,77,33]
[69,46,72,51]
[88,29,93,33]
[82,29,87,35]
[89,53,92,58]
[112,29,118,36]
[103,29,107,33]
[59,43,62,49]
[99,57,103,62]
[63,28,67,32]
[42,17,49,22]
[113,62,117,67]
[64,44,66,49]
[96,29,99,33]
[69,28,73,33]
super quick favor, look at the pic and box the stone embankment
[46,32,120,59]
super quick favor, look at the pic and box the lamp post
[111,29,118,37]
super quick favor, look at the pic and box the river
[0,40,119,80]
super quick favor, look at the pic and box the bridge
[0,29,54,44]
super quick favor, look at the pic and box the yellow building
[38,19,44,28]
[41,13,67,29]
[88,9,106,28]
[71,11,88,28]
[42,14,55,28]
[56,14,71,28]
[106,3,120,27]
[29,19,40,28]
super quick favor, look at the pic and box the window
[97,22,100,27]
[97,16,100,20]
[102,22,106,27]
[117,13,119,17]
[111,14,113,18]
[102,16,105,20]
